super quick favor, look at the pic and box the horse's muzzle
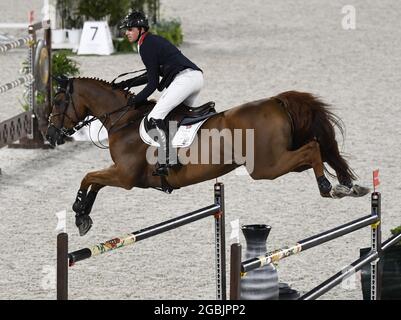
[46,125,66,147]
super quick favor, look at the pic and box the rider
[119,10,204,176]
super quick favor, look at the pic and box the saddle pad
[139,117,208,148]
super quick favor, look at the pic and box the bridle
[48,78,138,146]
[48,84,88,137]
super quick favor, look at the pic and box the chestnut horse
[46,78,369,236]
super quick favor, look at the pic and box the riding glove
[127,96,140,109]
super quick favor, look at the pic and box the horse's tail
[274,91,357,182]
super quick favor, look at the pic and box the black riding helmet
[119,10,149,31]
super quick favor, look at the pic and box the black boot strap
[150,176,175,194]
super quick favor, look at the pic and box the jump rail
[57,183,226,300]
[0,35,33,53]
[0,74,34,94]
[230,191,401,300]
[0,20,51,149]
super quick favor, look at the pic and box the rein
[110,69,147,91]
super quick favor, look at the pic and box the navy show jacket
[134,32,202,105]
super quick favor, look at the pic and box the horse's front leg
[72,183,104,219]
[72,165,135,236]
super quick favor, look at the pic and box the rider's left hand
[127,96,136,108]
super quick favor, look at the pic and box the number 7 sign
[90,26,98,40]
[78,21,114,55]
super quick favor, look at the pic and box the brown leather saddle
[165,101,217,127]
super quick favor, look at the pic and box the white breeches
[147,69,204,120]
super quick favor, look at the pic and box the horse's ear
[69,79,74,94]
[52,75,70,90]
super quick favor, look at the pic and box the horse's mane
[75,77,132,95]
[76,76,110,85]
[74,77,155,119]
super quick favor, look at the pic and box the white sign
[78,21,114,55]
[230,219,240,242]
[55,210,67,233]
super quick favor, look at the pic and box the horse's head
[46,77,87,146]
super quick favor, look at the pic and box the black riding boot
[148,117,170,176]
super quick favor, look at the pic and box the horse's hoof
[350,185,370,197]
[320,191,333,198]
[330,184,352,199]
[330,184,370,199]
[75,215,93,236]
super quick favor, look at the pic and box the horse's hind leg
[322,141,370,198]
[250,140,334,197]
[305,140,334,197]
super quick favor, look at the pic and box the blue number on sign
[90,27,98,40]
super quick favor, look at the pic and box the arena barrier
[57,183,226,300]
[229,191,401,300]
[0,20,51,150]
